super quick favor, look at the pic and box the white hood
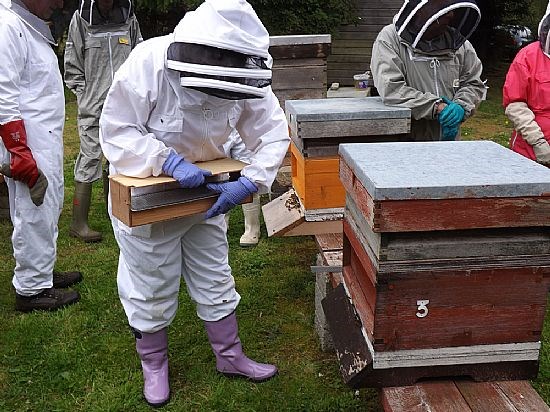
[539,2,550,56]
[173,0,270,59]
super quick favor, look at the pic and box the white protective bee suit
[0,0,65,295]
[99,0,290,333]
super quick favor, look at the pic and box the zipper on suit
[430,58,441,96]
[201,108,213,159]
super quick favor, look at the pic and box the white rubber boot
[239,193,261,247]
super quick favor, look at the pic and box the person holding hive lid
[371,0,485,141]
[64,0,142,242]
[99,0,289,406]
[504,4,550,167]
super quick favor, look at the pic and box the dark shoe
[53,270,83,288]
[15,287,80,313]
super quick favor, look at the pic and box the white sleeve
[99,47,172,178]
[0,17,27,124]
[235,89,290,193]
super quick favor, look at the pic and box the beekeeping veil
[78,0,134,25]
[539,5,550,57]
[166,0,272,100]
[394,0,481,54]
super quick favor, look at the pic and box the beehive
[323,141,550,388]
[285,97,411,210]
[269,34,331,108]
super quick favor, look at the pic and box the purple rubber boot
[135,328,170,407]
[204,312,277,382]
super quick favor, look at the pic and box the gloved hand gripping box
[323,140,550,388]
[110,158,249,227]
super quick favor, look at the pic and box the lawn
[0,65,548,411]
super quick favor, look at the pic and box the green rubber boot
[69,182,102,243]
[103,164,110,217]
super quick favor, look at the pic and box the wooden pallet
[381,380,549,412]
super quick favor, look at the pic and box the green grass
[1,76,549,410]
[0,91,374,411]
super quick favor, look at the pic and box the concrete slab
[339,140,550,200]
[285,97,411,122]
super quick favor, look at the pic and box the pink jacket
[503,42,550,160]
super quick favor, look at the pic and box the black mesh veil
[166,42,272,100]
[394,0,480,53]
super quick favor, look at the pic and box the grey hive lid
[339,141,550,200]
[285,97,411,122]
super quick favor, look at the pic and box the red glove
[0,119,39,187]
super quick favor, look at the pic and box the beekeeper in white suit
[99,0,290,406]
[0,0,82,313]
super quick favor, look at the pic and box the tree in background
[135,0,357,37]
[470,0,545,64]
[52,0,546,70]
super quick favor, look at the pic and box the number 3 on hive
[416,300,430,318]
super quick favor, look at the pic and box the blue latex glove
[438,97,465,127]
[441,123,459,141]
[205,176,258,219]
[162,151,211,188]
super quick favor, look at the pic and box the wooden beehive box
[285,97,410,210]
[110,158,247,227]
[269,34,331,108]
[323,141,550,388]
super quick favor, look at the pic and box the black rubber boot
[0,179,11,223]
[69,182,102,242]
[15,288,80,313]
[53,271,83,288]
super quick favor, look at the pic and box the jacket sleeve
[99,44,172,178]
[505,102,546,145]
[506,102,550,165]
[452,41,485,119]
[234,90,290,194]
[63,13,85,97]
[0,17,27,124]
[131,17,144,48]
[371,27,439,121]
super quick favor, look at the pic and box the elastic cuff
[162,149,181,174]
[433,98,443,119]
[239,176,258,193]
